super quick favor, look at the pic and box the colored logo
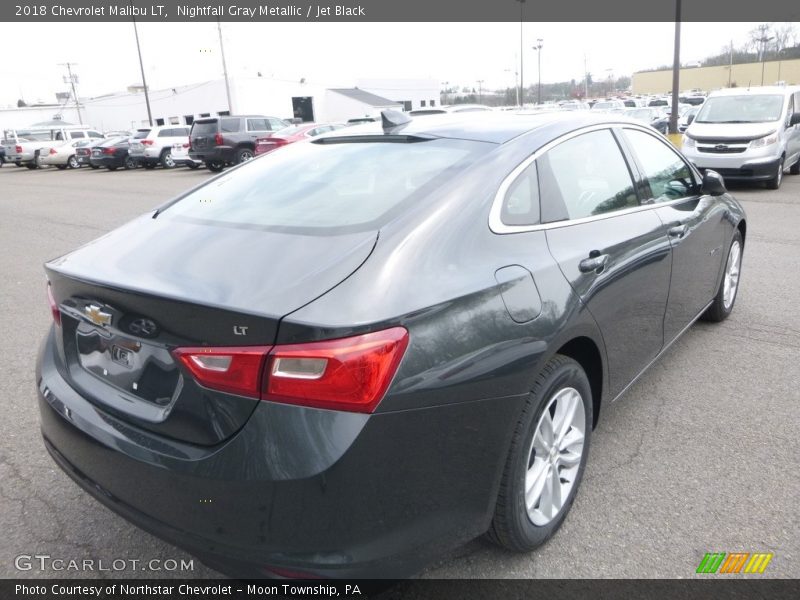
[696,552,773,574]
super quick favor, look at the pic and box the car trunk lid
[46,214,378,445]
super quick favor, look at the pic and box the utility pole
[217,20,234,114]
[477,79,484,104]
[515,0,525,106]
[584,53,589,99]
[533,39,543,105]
[131,8,153,126]
[728,40,733,87]
[669,0,681,135]
[755,26,774,86]
[58,62,82,124]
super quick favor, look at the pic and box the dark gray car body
[37,112,745,578]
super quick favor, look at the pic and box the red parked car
[254,123,342,156]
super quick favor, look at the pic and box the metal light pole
[515,0,525,106]
[584,53,589,99]
[533,39,543,105]
[669,0,681,135]
[505,68,520,107]
[477,79,484,104]
[217,20,234,113]
[757,34,774,85]
[59,62,82,124]
[131,8,153,126]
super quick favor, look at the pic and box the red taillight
[15,145,22,153]
[173,346,272,399]
[47,283,61,327]
[141,139,154,145]
[172,327,409,412]
[102,147,115,155]
[214,132,223,145]
[183,143,190,148]
[264,327,409,413]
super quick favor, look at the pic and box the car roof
[317,111,641,145]
[708,85,800,97]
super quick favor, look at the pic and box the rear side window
[221,118,240,133]
[70,131,85,139]
[246,118,268,132]
[268,118,287,130]
[501,161,540,226]
[538,129,637,222]
[623,129,696,202]
[162,138,490,234]
[191,121,218,136]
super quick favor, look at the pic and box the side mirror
[790,112,800,126]
[702,169,727,196]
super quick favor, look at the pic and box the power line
[57,62,82,124]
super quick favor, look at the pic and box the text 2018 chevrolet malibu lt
[37,111,745,578]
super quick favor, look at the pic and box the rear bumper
[36,328,519,578]
[89,156,125,168]
[189,146,233,164]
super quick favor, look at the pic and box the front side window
[624,129,696,203]
[538,129,637,222]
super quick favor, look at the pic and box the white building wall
[356,78,440,110]
[1,78,438,132]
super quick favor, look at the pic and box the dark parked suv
[189,115,289,172]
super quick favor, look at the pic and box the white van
[682,86,800,189]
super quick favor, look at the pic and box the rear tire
[90,164,100,170]
[143,162,156,170]
[160,150,175,169]
[187,162,199,169]
[107,166,118,171]
[25,162,38,170]
[486,355,592,552]
[765,158,783,190]
[234,147,254,164]
[56,165,68,170]
[67,155,79,169]
[123,156,138,170]
[206,160,224,172]
[702,229,743,322]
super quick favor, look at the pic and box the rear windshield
[162,138,491,234]
[695,94,784,124]
[132,130,150,139]
[191,121,218,135]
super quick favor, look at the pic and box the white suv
[128,125,190,169]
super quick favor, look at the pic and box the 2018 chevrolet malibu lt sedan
[37,111,746,578]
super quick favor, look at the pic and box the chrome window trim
[489,122,696,235]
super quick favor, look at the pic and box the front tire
[765,158,783,190]
[487,355,592,552]
[702,229,743,322]
[67,155,79,169]
[206,160,224,172]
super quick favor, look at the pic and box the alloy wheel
[722,240,741,310]
[525,387,586,526]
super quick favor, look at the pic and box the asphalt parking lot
[0,163,798,580]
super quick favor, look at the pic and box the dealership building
[0,76,440,132]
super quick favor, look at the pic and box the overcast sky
[0,21,776,107]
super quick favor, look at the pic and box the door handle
[668,224,688,238]
[579,252,609,273]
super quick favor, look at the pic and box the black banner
[4,579,800,600]
[1,0,800,22]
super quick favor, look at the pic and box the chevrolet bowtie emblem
[84,304,112,327]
